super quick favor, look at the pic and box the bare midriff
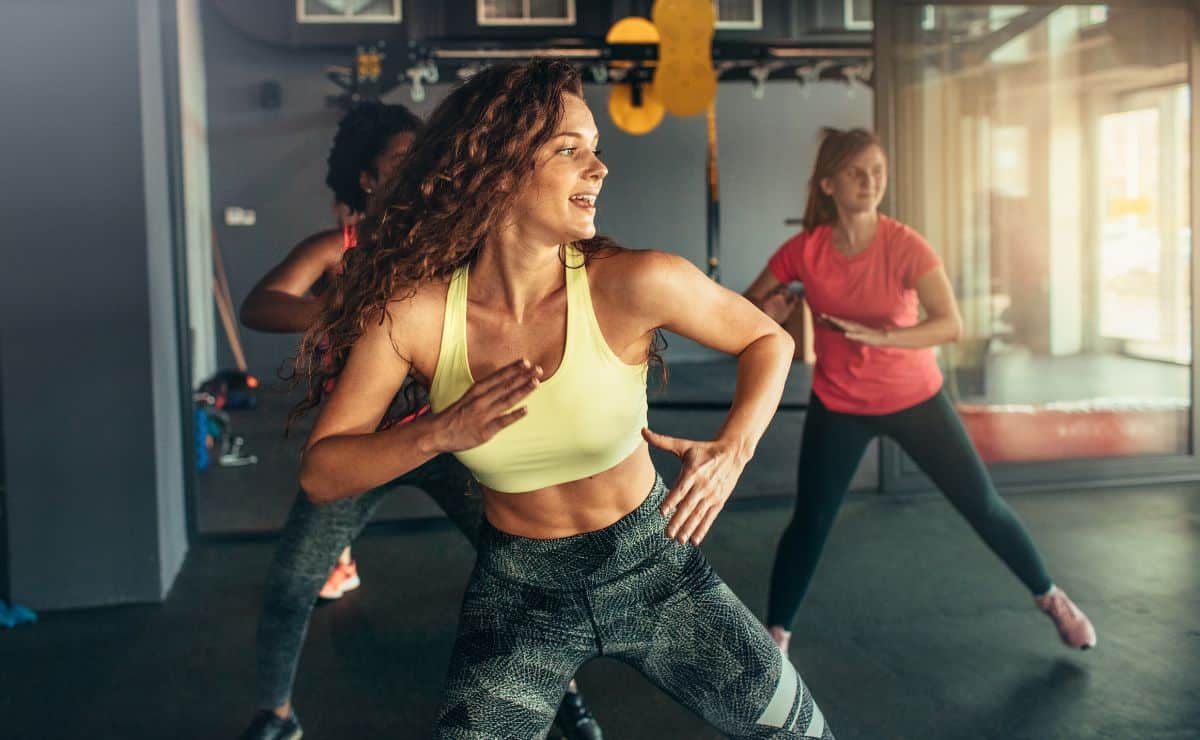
[480,444,657,539]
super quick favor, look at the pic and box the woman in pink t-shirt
[745,128,1096,655]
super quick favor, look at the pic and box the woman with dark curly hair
[237,102,602,740]
[241,101,421,335]
[241,103,427,609]
[296,59,834,739]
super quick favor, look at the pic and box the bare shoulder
[382,277,450,335]
[589,246,681,272]
[250,228,345,297]
[588,247,698,311]
[294,228,346,268]
[589,246,687,291]
[380,276,452,379]
[296,226,344,250]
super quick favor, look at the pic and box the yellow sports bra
[429,245,648,493]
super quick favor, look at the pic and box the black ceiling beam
[327,38,873,107]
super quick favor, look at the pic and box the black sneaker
[238,710,303,740]
[553,688,603,740]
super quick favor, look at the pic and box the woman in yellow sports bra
[293,59,835,739]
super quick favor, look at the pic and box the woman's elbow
[757,326,794,362]
[945,315,964,344]
[775,326,796,355]
[238,298,263,331]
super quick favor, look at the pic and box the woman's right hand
[755,284,799,324]
[431,359,542,452]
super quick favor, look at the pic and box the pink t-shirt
[768,215,944,415]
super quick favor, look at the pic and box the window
[884,3,1193,462]
[297,0,401,23]
[714,0,762,30]
[987,7,1031,64]
[1097,86,1191,365]
[1083,7,1109,26]
[477,0,575,26]
[845,0,871,29]
[845,1,935,32]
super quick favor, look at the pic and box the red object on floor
[957,401,1188,463]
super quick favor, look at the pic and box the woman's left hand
[821,314,890,346]
[642,427,747,545]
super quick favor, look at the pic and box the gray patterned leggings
[256,453,480,709]
[435,474,834,740]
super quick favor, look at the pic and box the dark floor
[4,483,1198,739]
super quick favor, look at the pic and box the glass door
[1096,86,1191,365]
[873,2,1200,487]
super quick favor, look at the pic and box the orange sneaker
[318,560,361,600]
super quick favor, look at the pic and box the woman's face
[822,144,888,216]
[509,93,608,246]
[360,131,415,195]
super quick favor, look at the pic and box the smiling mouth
[569,194,597,210]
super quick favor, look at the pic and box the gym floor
[4,475,1198,737]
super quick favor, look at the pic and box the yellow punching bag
[651,0,717,117]
[605,17,665,136]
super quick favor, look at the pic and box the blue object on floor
[195,407,210,471]
[0,599,38,628]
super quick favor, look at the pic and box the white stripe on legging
[755,659,799,728]
[801,697,826,738]
[781,672,825,739]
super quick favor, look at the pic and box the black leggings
[766,389,1053,630]
[255,454,479,709]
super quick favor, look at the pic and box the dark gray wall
[202,2,450,377]
[0,0,188,609]
[202,4,872,372]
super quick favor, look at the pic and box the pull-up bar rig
[327,39,873,107]
[327,39,872,283]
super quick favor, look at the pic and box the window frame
[296,0,402,24]
[476,0,577,27]
[714,0,763,31]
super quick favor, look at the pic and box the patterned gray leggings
[435,474,834,740]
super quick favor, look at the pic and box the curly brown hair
[290,58,663,427]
